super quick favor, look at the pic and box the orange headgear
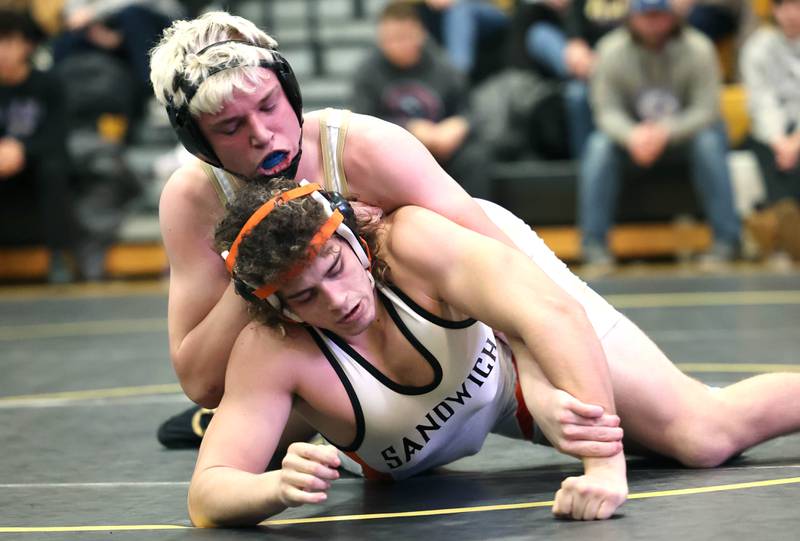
[222,181,372,319]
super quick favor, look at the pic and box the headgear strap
[225,183,319,274]
[224,183,346,300]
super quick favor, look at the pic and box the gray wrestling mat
[2,267,799,540]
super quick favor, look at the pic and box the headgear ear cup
[304,184,371,270]
[166,94,223,167]
[165,42,303,170]
[325,191,359,235]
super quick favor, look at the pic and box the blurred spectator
[350,2,492,199]
[51,0,183,123]
[674,0,757,44]
[509,0,628,157]
[415,0,513,83]
[0,9,76,282]
[674,0,758,81]
[579,0,741,266]
[740,0,800,260]
[0,0,65,38]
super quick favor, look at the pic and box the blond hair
[149,11,279,117]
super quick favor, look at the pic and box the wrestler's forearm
[518,299,616,414]
[188,467,285,528]
[171,284,252,407]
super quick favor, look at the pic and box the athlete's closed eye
[217,121,241,136]
[284,254,342,305]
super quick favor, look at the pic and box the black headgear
[165,40,303,172]
[323,190,359,236]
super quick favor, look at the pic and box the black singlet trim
[305,327,365,452]
[386,284,476,329]
[320,291,444,396]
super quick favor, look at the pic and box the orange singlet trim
[511,355,534,440]
[225,183,321,274]
[344,451,393,481]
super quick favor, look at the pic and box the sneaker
[156,405,215,449]
[76,241,108,282]
[581,242,616,274]
[766,250,795,272]
[774,198,800,261]
[47,251,75,284]
[697,241,738,270]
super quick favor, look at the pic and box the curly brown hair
[214,178,388,330]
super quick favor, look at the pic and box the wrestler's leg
[601,315,800,467]
[475,198,800,465]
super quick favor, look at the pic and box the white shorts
[476,199,624,340]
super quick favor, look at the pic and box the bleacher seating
[0,0,768,280]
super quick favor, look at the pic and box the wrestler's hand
[277,442,340,507]
[553,458,628,520]
[537,389,623,458]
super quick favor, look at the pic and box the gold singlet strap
[319,108,352,195]
[200,161,245,205]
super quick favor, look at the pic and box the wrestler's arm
[188,324,339,527]
[385,206,616,416]
[344,114,516,248]
[159,163,252,406]
[386,207,627,518]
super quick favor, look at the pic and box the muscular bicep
[159,170,231,354]
[345,115,515,248]
[387,207,573,336]
[193,326,295,474]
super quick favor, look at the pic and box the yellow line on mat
[0,318,166,341]
[0,384,182,403]
[2,476,799,532]
[606,290,800,308]
[0,281,167,301]
[0,525,189,533]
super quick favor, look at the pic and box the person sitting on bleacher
[51,0,184,124]
[740,0,800,261]
[509,0,628,158]
[673,0,758,47]
[350,2,492,199]
[0,9,77,283]
[578,0,741,267]
[414,0,512,83]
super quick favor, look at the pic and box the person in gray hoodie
[741,0,800,206]
[578,0,741,267]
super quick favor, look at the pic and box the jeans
[579,124,741,248]
[526,22,594,158]
[749,138,800,204]
[441,0,509,74]
[526,21,569,78]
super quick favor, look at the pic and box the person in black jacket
[508,0,628,158]
[350,2,492,200]
[0,9,76,282]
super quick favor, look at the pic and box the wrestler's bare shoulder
[236,321,320,359]
[227,321,323,382]
[383,205,448,239]
[304,109,399,150]
[159,158,222,218]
